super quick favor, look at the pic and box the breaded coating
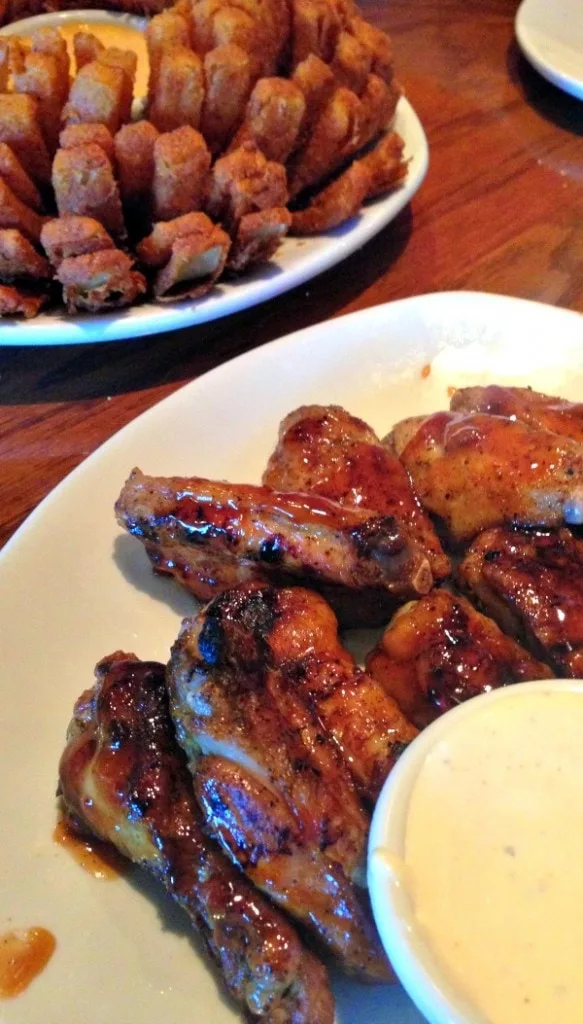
[30,26,70,97]
[114,119,158,211]
[0,178,44,242]
[206,141,288,232]
[0,228,50,280]
[349,16,394,84]
[136,210,217,265]
[41,215,113,267]
[152,225,230,299]
[191,0,289,77]
[291,0,342,67]
[291,129,406,234]
[0,94,51,184]
[359,72,400,148]
[152,125,211,220]
[73,31,103,71]
[59,122,115,164]
[0,143,42,211]
[149,45,204,132]
[56,249,146,313]
[12,51,65,153]
[52,143,126,239]
[201,44,252,154]
[146,10,191,99]
[288,86,364,198]
[96,47,137,123]
[361,130,406,198]
[228,206,291,271]
[229,77,306,164]
[291,158,370,234]
[292,54,336,146]
[331,30,371,94]
[0,39,10,91]
[0,283,48,318]
[63,60,126,136]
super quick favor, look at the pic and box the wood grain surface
[1,0,582,547]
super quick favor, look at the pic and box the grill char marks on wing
[459,527,583,678]
[263,404,450,582]
[366,589,553,729]
[114,468,434,627]
[58,652,335,1023]
[168,583,392,980]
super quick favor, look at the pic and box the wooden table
[1,0,581,548]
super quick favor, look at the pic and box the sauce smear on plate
[0,928,56,997]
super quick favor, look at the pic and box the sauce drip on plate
[53,813,127,880]
[0,928,56,997]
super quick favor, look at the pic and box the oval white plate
[0,9,428,346]
[516,0,583,100]
[2,291,583,1023]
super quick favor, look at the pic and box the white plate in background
[516,0,583,99]
[0,10,428,345]
[2,292,583,1023]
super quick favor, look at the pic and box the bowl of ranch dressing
[368,679,583,1024]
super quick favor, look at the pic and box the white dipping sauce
[405,689,583,1024]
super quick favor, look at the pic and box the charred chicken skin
[459,527,583,677]
[115,468,434,627]
[389,411,583,543]
[451,385,583,443]
[263,404,449,582]
[58,652,335,1024]
[366,589,553,729]
[168,583,391,980]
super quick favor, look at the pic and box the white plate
[0,10,428,346]
[516,0,583,100]
[2,291,583,1024]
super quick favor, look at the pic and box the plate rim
[516,0,583,100]
[0,10,430,346]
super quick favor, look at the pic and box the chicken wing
[58,652,335,1023]
[264,404,449,581]
[451,385,583,443]
[168,587,390,979]
[114,468,434,627]
[459,526,583,677]
[366,589,553,729]
[390,410,583,543]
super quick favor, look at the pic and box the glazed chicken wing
[264,404,449,581]
[168,585,390,980]
[366,589,552,729]
[389,411,583,542]
[451,385,583,443]
[58,652,334,1023]
[115,468,434,627]
[459,526,583,677]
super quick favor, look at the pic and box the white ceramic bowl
[367,679,583,1024]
